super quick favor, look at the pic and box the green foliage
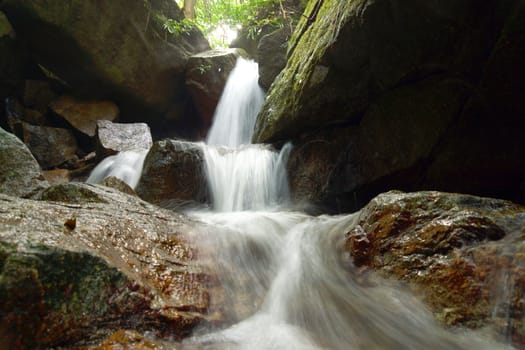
[174,0,291,48]
[161,16,198,37]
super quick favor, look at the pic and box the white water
[86,149,148,189]
[206,58,265,147]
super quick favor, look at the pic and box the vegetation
[171,0,297,48]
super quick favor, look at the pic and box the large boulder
[344,191,525,344]
[135,140,207,208]
[0,183,221,349]
[0,126,48,197]
[185,48,247,135]
[254,0,525,212]
[0,0,210,135]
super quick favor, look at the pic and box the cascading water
[183,57,515,349]
[86,57,516,349]
[86,149,148,189]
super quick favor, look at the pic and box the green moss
[254,0,362,142]
[0,11,14,38]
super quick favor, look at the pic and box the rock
[99,176,137,197]
[50,95,119,137]
[185,48,247,135]
[257,26,292,90]
[253,0,525,212]
[1,0,210,135]
[344,191,525,343]
[135,140,207,208]
[0,183,221,348]
[43,169,71,185]
[96,120,152,158]
[23,80,57,114]
[0,126,48,197]
[21,122,78,169]
[0,11,24,94]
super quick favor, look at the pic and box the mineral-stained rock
[0,126,48,197]
[43,168,72,185]
[185,48,247,135]
[50,95,119,137]
[99,176,137,197]
[344,191,525,344]
[0,183,222,349]
[21,122,78,169]
[136,140,207,209]
[96,120,152,158]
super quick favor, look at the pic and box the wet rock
[96,120,152,158]
[0,183,221,348]
[0,126,48,197]
[1,0,210,135]
[257,26,292,90]
[136,140,207,208]
[21,122,78,169]
[50,95,119,137]
[185,48,246,135]
[344,191,525,343]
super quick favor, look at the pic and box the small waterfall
[202,57,290,212]
[206,58,265,147]
[86,150,148,189]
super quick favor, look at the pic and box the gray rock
[0,126,48,197]
[96,119,152,158]
[135,139,207,208]
[21,122,78,169]
[257,26,292,90]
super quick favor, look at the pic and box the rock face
[185,48,247,136]
[0,0,210,135]
[344,191,525,344]
[0,183,221,349]
[135,140,207,208]
[0,126,48,197]
[254,0,525,212]
[96,120,152,158]
[50,95,119,137]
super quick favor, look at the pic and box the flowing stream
[88,57,514,349]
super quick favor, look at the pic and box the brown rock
[50,95,119,137]
[96,120,152,158]
[0,183,222,348]
[344,191,525,344]
[23,80,57,113]
[43,168,71,185]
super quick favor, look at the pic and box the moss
[39,183,108,204]
[254,0,362,142]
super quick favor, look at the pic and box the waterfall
[206,58,265,147]
[202,57,290,212]
[85,56,515,350]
